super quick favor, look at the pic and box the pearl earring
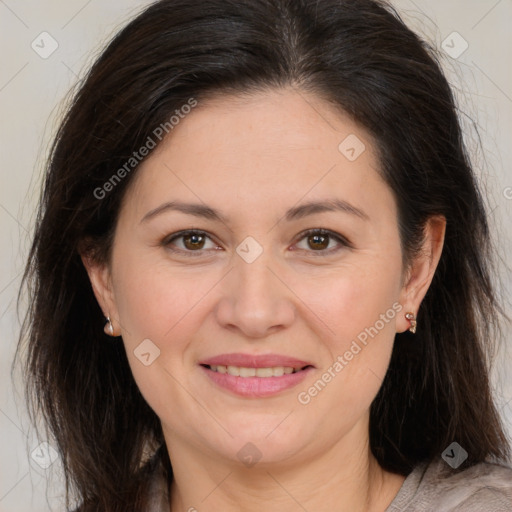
[104,316,114,336]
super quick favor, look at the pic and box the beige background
[1,0,511,510]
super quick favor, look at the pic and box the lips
[198,353,315,397]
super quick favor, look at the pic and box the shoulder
[387,458,512,512]
[432,460,512,511]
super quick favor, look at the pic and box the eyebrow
[140,198,369,224]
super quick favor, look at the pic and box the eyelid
[162,228,352,256]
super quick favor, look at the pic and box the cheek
[293,257,402,403]
[288,279,400,451]
[110,253,226,392]
[110,256,203,414]
[112,252,205,342]
[298,259,402,347]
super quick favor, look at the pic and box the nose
[214,245,296,339]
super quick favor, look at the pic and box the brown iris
[183,233,206,250]
[307,233,329,250]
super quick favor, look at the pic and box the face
[85,88,438,469]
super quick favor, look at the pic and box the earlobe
[80,252,120,334]
[397,215,446,333]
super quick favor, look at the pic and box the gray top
[147,457,512,511]
[384,458,512,511]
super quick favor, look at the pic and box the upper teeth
[210,365,298,377]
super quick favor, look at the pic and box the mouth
[201,364,313,377]
[199,358,315,397]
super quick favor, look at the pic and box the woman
[16,0,512,510]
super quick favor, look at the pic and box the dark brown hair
[15,0,511,510]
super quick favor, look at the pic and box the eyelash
[162,228,352,257]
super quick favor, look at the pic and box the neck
[165,423,405,512]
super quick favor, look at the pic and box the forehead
[123,87,396,227]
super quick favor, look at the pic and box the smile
[200,364,314,397]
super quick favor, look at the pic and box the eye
[163,230,219,256]
[293,228,351,255]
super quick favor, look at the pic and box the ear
[80,250,121,336]
[396,215,446,333]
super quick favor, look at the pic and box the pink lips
[199,353,314,398]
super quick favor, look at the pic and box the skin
[82,87,446,512]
